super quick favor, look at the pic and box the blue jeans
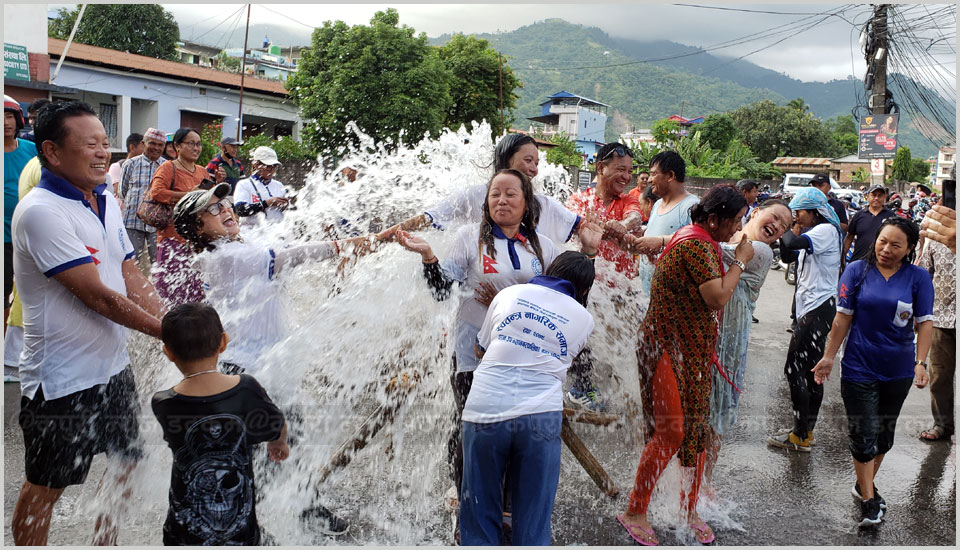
[460,411,562,546]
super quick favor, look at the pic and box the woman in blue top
[812,216,933,528]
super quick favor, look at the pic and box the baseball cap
[172,182,232,241]
[866,184,888,196]
[809,173,830,186]
[221,137,243,146]
[250,146,281,166]
[143,127,166,143]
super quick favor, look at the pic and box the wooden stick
[561,417,620,498]
[562,407,623,427]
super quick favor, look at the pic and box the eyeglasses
[599,144,634,163]
[204,198,233,216]
[181,141,203,148]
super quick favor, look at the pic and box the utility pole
[497,53,505,134]
[237,4,251,141]
[679,101,685,118]
[51,4,87,83]
[868,4,889,186]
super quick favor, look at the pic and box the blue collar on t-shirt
[529,275,576,299]
[37,167,109,228]
[491,224,530,270]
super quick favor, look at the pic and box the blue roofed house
[527,91,608,161]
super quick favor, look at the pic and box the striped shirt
[120,154,164,232]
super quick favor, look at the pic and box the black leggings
[841,377,913,463]
[784,297,836,438]
[448,357,473,500]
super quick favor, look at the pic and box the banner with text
[4,43,30,82]
[858,113,900,159]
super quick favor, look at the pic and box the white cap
[251,146,280,166]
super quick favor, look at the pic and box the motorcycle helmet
[4,95,24,132]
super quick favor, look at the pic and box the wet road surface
[3,271,956,545]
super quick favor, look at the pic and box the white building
[935,146,955,189]
[527,91,608,160]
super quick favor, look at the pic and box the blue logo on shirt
[531,257,542,275]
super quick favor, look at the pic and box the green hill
[432,19,950,158]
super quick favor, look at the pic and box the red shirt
[566,187,641,277]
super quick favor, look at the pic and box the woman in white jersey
[395,169,601,531]
[233,146,290,227]
[767,188,843,452]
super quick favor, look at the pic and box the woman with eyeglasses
[150,127,225,305]
[170,183,374,534]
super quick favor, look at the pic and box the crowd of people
[3,96,957,546]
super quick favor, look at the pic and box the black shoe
[752,316,759,324]
[852,483,887,510]
[786,326,794,333]
[300,504,350,536]
[859,497,883,527]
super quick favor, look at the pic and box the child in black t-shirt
[152,303,289,546]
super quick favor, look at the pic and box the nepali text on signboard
[4,43,30,82]
[858,113,900,159]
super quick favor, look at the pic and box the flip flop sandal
[920,426,951,442]
[689,521,715,544]
[616,514,658,546]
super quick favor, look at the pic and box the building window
[99,104,117,143]
[945,154,953,162]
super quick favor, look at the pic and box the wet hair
[867,216,920,266]
[736,179,759,193]
[27,98,51,116]
[641,185,660,204]
[544,251,595,306]
[690,184,748,225]
[649,150,685,183]
[34,100,98,167]
[175,208,216,254]
[494,133,537,172]
[172,127,200,145]
[479,169,544,272]
[757,198,790,211]
[125,133,143,151]
[161,303,225,362]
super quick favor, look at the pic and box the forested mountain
[433,19,950,158]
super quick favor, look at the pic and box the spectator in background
[637,186,660,226]
[161,135,177,161]
[206,136,245,192]
[736,179,760,224]
[844,184,894,266]
[809,173,849,233]
[918,169,956,443]
[4,95,37,332]
[234,146,291,227]
[627,170,651,202]
[18,98,50,142]
[119,128,167,272]
[108,132,144,200]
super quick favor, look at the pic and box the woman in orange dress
[618,184,753,545]
[149,127,223,304]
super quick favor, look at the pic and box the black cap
[809,173,830,186]
[220,137,243,146]
[866,183,888,196]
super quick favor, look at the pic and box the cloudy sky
[50,3,956,84]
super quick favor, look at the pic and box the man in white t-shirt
[10,101,165,546]
[233,146,290,227]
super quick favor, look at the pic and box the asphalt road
[3,270,956,546]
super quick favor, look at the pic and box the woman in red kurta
[618,185,753,546]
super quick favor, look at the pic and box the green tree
[910,158,931,183]
[697,113,738,151]
[891,146,912,181]
[545,132,583,167]
[212,51,241,73]
[438,34,521,137]
[729,99,838,162]
[48,5,180,60]
[651,118,681,147]
[286,9,453,154]
[825,115,858,156]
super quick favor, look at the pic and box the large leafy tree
[891,146,913,182]
[697,113,738,152]
[286,9,453,154]
[729,99,839,162]
[48,5,180,60]
[438,34,521,137]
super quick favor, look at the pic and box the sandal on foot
[920,426,952,442]
[617,514,658,546]
[689,520,715,544]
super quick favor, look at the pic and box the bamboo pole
[561,417,620,498]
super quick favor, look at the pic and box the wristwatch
[915,360,928,369]
[731,259,746,272]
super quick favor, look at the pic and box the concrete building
[935,146,955,189]
[46,37,300,152]
[527,91,608,160]
[176,41,223,68]
[223,45,297,82]
[620,129,656,145]
[829,154,871,184]
[3,5,78,108]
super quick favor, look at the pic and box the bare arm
[698,235,753,310]
[122,259,165,319]
[914,320,933,388]
[53,263,162,338]
[377,213,431,242]
[842,233,854,257]
[811,312,854,384]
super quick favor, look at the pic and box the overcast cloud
[50,3,956,84]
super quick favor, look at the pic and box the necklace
[183,368,220,379]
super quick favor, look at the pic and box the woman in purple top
[812,216,933,528]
